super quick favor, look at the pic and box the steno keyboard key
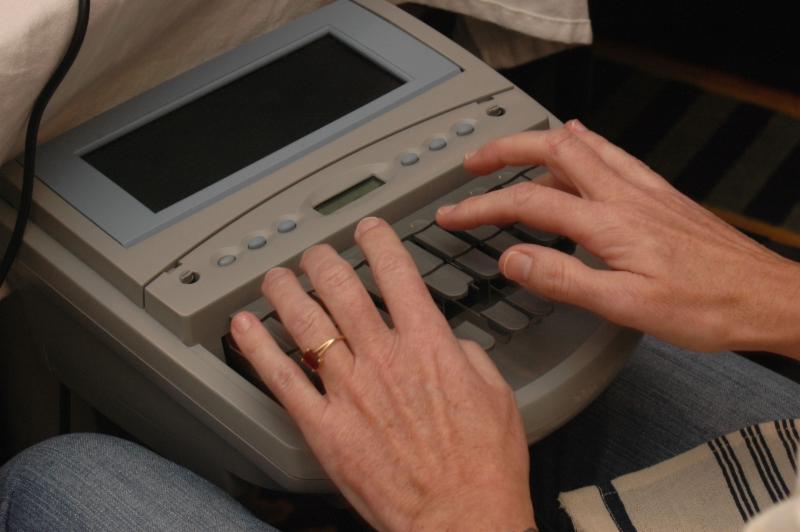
[513,224,560,246]
[462,224,501,243]
[481,301,529,333]
[403,240,444,276]
[483,231,524,256]
[506,288,554,316]
[455,248,499,280]
[452,320,495,351]
[423,264,473,300]
[412,225,471,259]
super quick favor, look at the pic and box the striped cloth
[584,61,800,237]
[560,419,800,531]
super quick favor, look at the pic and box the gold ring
[301,335,346,372]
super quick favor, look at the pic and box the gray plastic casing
[34,0,460,248]
[0,0,640,492]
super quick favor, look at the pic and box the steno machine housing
[0,0,639,492]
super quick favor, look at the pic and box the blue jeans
[2,337,800,531]
[0,433,276,531]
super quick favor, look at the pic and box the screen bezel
[35,0,460,247]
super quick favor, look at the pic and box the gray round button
[400,152,420,166]
[217,255,236,267]
[455,122,475,136]
[428,138,447,151]
[277,219,297,233]
[247,236,267,250]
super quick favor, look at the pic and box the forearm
[731,257,800,359]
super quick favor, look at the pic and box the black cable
[0,0,90,287]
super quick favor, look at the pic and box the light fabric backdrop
[0,0,590,166]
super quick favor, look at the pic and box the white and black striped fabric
[560,419,800,531]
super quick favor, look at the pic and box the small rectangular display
[82,34,404,213]
[315,176,384,215]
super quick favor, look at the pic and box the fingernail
[502,251,532,281]
[437,204,455,217]
[264,267,287,283]
[463,150,476,161]
[356,216,381,236]
[232,313,252,333]
[568,119,587,132]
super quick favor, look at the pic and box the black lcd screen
[82,35,405,212]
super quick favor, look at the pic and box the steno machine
[0,0,639,492]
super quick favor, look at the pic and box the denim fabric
[530,336,800,531]
[0,433,276,531]
[2,337,799,531]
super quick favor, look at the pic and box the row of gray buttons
[400,120,475,167]
[216,219,298,267]
[218,120,478,267]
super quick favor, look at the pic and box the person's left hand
[231,217,535,531]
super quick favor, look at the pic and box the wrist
[409,485,535,531]
[730,258,800,358]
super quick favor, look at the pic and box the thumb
[499,244,632,317]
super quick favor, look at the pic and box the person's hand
[230,217,535,531]
[437,121,800,357]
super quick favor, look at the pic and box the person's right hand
[437,121,800,358]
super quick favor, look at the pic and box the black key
[263,317,297,353]
[355,265,381,300]
[463,225,501,243]
[506,289,553,316]
[455,248,500,280]
[513,224,560,246]
[408,217,435,234]
[423,265,474,300]
[413,225,471,259]
[403,241,444,276]
[481,301,530,333]
[483,231,524,256]
[452,320,495,351]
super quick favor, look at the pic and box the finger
[300,244,389,353]
[458,339,508,389]
[499,244,643,320]
[231,312,324,423]
[463,127,626,200]
[436,182,598,244]
[354,217,450,336]
[262,268,354,387]
[565,120,673,192]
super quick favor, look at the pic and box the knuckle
[537,256,572,298]
[371,252,406,279]
[286,305,323,338]
[315,256,353,290]
[508,181,539,210]
[544,128,576,159]
[269,363,295,394]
